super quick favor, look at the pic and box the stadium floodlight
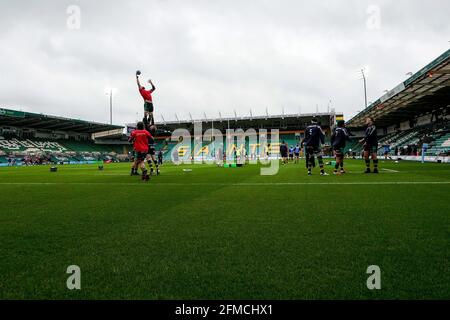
[104,88,117,125]
[359,67,369,109]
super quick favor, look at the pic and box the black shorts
[147,147,156,156]
[144,101,154,113]
[306,146,322,156]
[281,152,288,158]
[295,153,300,157]
[364,144,378,153]
[333,147,344,156]
[135,152,147,162]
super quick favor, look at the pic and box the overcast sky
[0,0,449,125]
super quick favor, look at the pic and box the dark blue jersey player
[359,117,379,173]
[302,118,328,176]
[331,120,351,174]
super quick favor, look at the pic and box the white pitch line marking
[381,168,400,173]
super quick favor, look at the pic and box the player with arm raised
[359,117,379,173]
[136,71,156,123]
[302,118,328,176]
[331,120,351,175]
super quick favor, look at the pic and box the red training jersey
[130,129,152,152]
[139,87,153,102]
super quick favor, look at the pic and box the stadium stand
[0,108,128,166]
[427,132,450,156]
[347,49,450,162]
[371,121,449,156]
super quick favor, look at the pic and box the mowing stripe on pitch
[0,181,449,186]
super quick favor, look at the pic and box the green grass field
[0,160,449,300]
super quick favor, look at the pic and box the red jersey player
[129,121,153,181]
[136,71,156,123]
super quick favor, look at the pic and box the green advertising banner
[0,108,26,118]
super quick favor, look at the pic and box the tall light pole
[105,88,116,125]
[359,67,369,109]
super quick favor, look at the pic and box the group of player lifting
[296,116,379,175]
[128,71,160,181]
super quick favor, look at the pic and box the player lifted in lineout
[331,120,351,175]
[136,70,156,123]
[302,118,328,176]
[129,121,153,181]
[143,116,160,176]
[359,117,379,174]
